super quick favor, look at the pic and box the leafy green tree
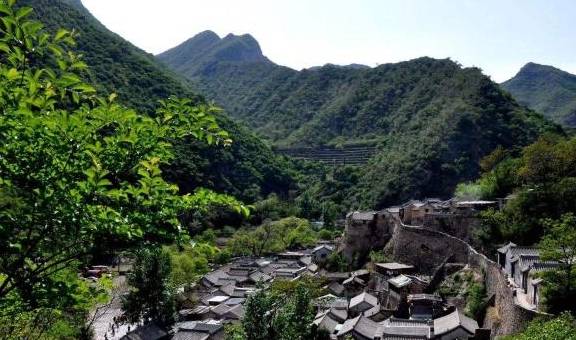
[503,312,576,340]
[241,289,275,340]
[539,213,576,314]
[237,279,323,340]
[0,0,244,335]
[122,248,175,326]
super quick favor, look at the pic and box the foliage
[368,249,391,264]
[465,280,486,319]
[233,279,323,340]
[227,217,317,256]
[21,0,296,207]
[165,242,225,287]
[160,32,556,208]
[0,2,247,337]
[465,134,576,250]
[502,62,576,128]
[0,266,111,339]
[502,312,576,340]
[538,213,576,314]
[122,247,175,326]
[325,252,349,272]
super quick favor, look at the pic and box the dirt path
[89,275,139,340]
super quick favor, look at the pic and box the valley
[0,1,575,340]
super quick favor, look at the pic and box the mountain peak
[502,62,576,128]
[158,31,270,75]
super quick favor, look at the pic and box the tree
[539,213,576,314]
[241,289,275,340]
[238,279,323,340]
[0,0,244,333]
[503,312,576,340]
[122,248,175,326]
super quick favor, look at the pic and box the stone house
[433,309,479,340]
[312,244,334,263]
[336,315,380,340]
[349,292,379,315]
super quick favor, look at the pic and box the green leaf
[6,68,19,81]
[15,6,33,20]
[54,28,68,42]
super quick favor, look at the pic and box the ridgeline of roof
[350,211,376,221]
[433,309,478,336]
[376,262,414,271]
[408,294,443,302]
[388,274,413,288]
[337,315,380,339]
[350,291,378,309]
[380,317,431,338]
[497,242,517,253]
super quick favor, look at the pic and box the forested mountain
[159,32,557,208]
[502,62,576,128]
[20,0,294,202]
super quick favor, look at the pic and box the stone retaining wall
[387,218,543,337]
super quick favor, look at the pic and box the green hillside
[502,62,576,128]
[159,32,557,208]
[20,0,294,202]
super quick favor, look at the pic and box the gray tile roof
[350,211,376,221]
[376,262,414,271]
[350,292,378,309]
[433,309,478,336]
[171,330,209,340]
[337,315,380,339]
[314,311,341,334]
[380,317,431,338]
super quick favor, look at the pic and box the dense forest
[19,0,296,203]
[502,62,576,128]
[159,31,558,208]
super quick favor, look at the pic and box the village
[110,197,560,340]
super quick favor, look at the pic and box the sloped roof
[327,282,345,296]
[350,292,378,309]
[497,242,517,253]
[376,262,414,271]
[380,317,431,338]
[350,211,376,221]
[172,330,209,340]
[433,309,478,336]
[121,323,167,340]
[210,303,230,316]
[509,246,539,257]
[408,294,443,303]
[226,304,245,319]
[337,315,380,339]
[314,311,341,334]
[219,284,235,296]
[313,245,335,253]
[329,307,348,323]
[530,261,561,273]
[388,275,413,288]
[176,320,223,335]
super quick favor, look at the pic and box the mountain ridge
[158,32,558,207]
[20,0,295,202]
[502,62,576,128]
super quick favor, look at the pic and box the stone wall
[341,213,394,262]
[341,209,547,337]
[387,218,543,337]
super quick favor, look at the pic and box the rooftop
[433,309,478,336]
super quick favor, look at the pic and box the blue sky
[82,0,576,82]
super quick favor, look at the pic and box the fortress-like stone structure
[342,200,545,337]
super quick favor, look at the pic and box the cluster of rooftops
[140,247,485,340]
[311,262,485,339]
[347,198,499,226]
